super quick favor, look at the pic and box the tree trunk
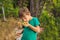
[2,6,6,21]
[35,0,39,17]
[30,0,42,17]
[30,0,35,16]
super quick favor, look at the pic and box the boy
[18,7,43,40]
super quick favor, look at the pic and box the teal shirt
[21,17,40,40]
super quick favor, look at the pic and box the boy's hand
[39,27,44,33]
[22,22,30,27]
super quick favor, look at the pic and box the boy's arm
[23,18,43,33]
[28,25,41,33]
[22,22,41,33]
[28,18,42,33]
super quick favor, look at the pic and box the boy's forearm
[28,25,40,33]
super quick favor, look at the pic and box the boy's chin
[26,20,29,22]
[23,19,30,22]
[24,20,29,22]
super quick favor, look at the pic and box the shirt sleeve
[34,17,40,27]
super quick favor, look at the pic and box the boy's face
[22,14,30,22]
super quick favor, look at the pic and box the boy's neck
[29,16,33,21]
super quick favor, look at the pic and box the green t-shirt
[21,17,40,40]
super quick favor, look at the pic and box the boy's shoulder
[33,17,38,20]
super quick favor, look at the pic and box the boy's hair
[18,7,30,18]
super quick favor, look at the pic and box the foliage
[39,9,59,40]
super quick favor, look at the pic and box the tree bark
[30,0,35,16]
[35,0,39,17]
[30,0,42,17]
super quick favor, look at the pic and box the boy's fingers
[39,28,44,33]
